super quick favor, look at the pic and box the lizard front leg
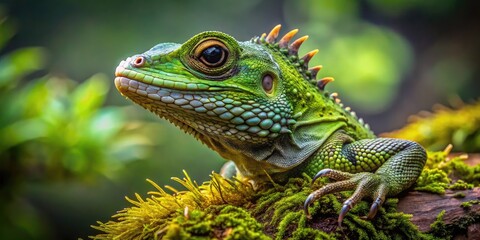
[303,130,426,225]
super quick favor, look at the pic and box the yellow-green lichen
[383,101,480,152]
[91,172,256,239]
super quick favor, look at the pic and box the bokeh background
[0,0,479,239]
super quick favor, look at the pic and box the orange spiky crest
[251,24,333,91]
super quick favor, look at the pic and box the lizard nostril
[132,56,145,68]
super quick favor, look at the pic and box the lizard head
[115,25,349,178]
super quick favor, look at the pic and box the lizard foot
[304,168,388,226]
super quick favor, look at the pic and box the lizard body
[114,25,426,224]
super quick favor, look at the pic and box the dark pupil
[202,46,224,65]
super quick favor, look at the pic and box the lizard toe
[304,179,357,219]
[367,184,387,219]
[311,168,353,183]
[303,194,315,219]
[306,170,389,225]
[338,200,354,226]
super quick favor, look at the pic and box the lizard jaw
[115,76,205,140]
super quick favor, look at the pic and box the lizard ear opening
[262,73,275,94]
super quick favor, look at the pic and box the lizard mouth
[114,57,216,106]
[114,57,237,93]
[114,75,212,113]
[113,57,250,120]
[114,73,206,141]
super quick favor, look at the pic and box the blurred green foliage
[366,0,457,16]
[0,8,226,238]
[0,74,151,180]
[384,101,480,152]
[0,22,154,182]
[0,17,157,238]
[285,0,413,113]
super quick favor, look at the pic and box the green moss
[163,223,191,239]
[276,211,302,239]
[442,157,480,186]
[414,168,449,194]
[213,206,269,240]
[290,227,332,240]
[448,180,473,190]
[429,206,480,239]
[413,146,479,195]
[92,149,479,239]
[92,172,434,239]
[159,205,269,239]
[460,200,480,209]
[430,210,449,238]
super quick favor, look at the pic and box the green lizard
[114,25,426,225]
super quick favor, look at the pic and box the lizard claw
[305,169,355,221]
[367,193,386,219]
[338,201,353,226]
[305,169,388,226]
[304,194,315,219]
[311,169,333,183]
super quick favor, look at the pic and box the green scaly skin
[114,25,427,225]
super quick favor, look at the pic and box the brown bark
[397,154,480,238]
[398,188,480,231]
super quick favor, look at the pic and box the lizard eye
[199,45,227,67]
[182,33,239,79]
[185,38,237,78]
[194,39,229,68]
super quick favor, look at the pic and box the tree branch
[397,154,480,238]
